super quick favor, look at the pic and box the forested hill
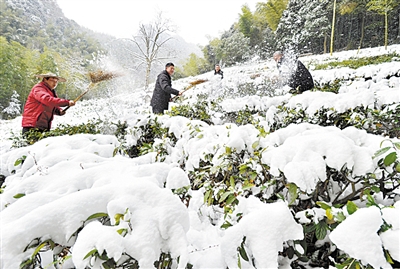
[0,0,202,120]
[0,0,114,118]
[0,0,106,56]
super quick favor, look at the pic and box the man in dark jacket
[22,72,75,134]
[150,62,182,114]
[273,51,314,93]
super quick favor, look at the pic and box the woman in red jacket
[22,73,75,134]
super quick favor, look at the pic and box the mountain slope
[0,45,399,269]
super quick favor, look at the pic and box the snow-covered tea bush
[1,45,399,269]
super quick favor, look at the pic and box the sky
[56,0,261,46]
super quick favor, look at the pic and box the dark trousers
[22,127,46,135]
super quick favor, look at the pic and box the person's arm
[159,74,180,95]
[32,86,70,107]
[57,101,75,115]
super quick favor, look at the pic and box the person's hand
[69,101,75,106]
[179,91,184,95]
[59,110,66,116]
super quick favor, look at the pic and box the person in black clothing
[214,64,223,79]
[150,63,182,114]
[273,51,314,93]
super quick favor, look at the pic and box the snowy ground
[0,45,399,269]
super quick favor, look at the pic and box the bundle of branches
[64,70,123,111]
[188,79,208,86]
[89,70,122,83]
[171,79,208,102]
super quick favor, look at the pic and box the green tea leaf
[230,176,235,188]
[14,155,26,166]
[13,193,25,199]
[83,249,98,260]
[287,183,298,205]
[336,212,346,222]
[221,221,232,229]
[316,201,331,210]
[242,180,255,190]
[225,194,237,206]
[383,152,397,166]
[373,147,391,158]
[346,201,358,215]
[394,142,400,150]
[117,228,127,236]
[114,213,124,225]
[86,212,108,221]
[315,221,328,240]
[238,246,249,261]
[219,191,232,203]
[252,141,259,149]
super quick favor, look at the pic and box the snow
[329,207,390,269]
[1,44,400,268]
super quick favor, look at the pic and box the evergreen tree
[220,29,251,66]
[276,0,331,54]
[2,90,21,119]
[202,38,224,68]
[302,0,331,54]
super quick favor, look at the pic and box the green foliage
[255,0,288,31]
[174,53,209,79]
[0,36,36,113]
[313,79,342,93]
[0,0,106,118]
[12,119,102,147]
[168,100,212,125]
[269,104,400,138]
[116,117,173,160]
[367,0,398,15]
[313,53,400,70]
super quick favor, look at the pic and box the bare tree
[127,12,176,91]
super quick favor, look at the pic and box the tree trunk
[398,11,400,40]
[330,0,337,55]
[384,11,388,50]
[145,62,151,91]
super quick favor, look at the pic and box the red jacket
[22,81,70,130]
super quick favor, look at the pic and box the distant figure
[150,62,182,114]
[214,64,224,79]
[22,72,75,134]
[273,51,314,93]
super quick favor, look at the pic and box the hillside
[0,45,400,269]
[0,0,204,117]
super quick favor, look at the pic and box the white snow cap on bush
[329,206,391,269]
[261,124,375,192]
[221,197,303,268]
